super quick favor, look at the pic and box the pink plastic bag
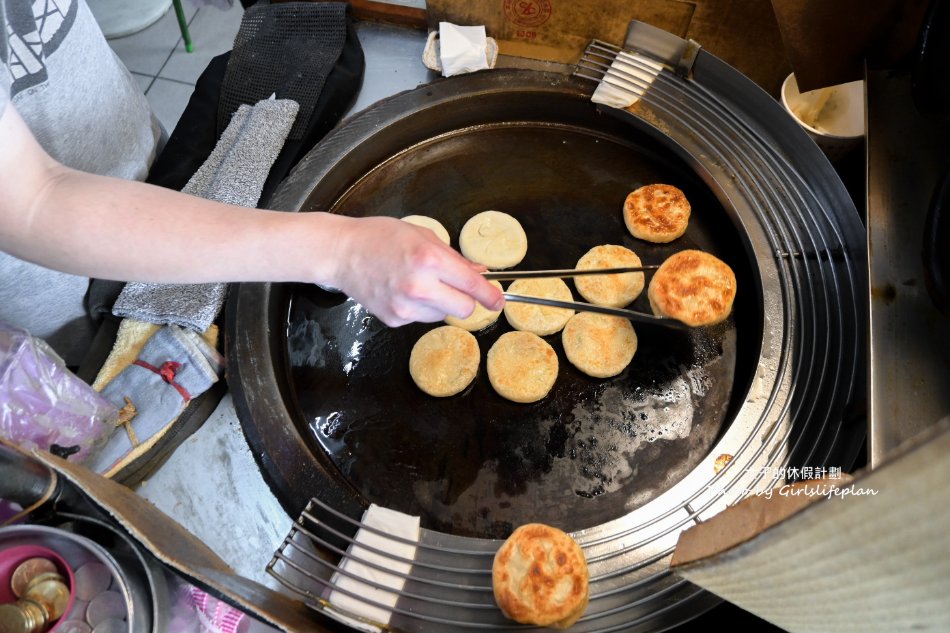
[0,322,117,462]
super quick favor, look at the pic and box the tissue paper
[438,22,490,77]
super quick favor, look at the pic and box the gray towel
[86,325,224,474]
[113,98,299,332]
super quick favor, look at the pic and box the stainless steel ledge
[866,68,950,466]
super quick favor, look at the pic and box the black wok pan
[229,71,761,539]
[282,120,753,539]
[227,59,866,631]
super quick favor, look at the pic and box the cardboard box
[426,0,792,95]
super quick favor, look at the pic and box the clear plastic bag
[0,321,118,463]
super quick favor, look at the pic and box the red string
[158,361,181,383]
[133,360,192,402]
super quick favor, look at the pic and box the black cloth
[86,3,365,323]
[149,3,365,207]
[218,2,349,142]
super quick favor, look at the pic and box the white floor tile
[159,3,245,84]
[145,77,195,135]
[87,0,172,39]
[106,2,198,76]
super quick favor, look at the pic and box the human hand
[326,215,505,327]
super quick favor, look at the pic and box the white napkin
[326,504,421,632]
[438,22,490,77]
[592,50,664,108]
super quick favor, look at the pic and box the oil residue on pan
[287,291,736,540]
[288,302,735,537]
[284,122,750,540]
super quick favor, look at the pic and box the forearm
[1,102,504,326]
[15,165,343,285]
[0,102,338,285]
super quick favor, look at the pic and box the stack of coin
[0,600,46,633]
[22,571,70,620]
[10,559,58,599]
[0,556,70,633]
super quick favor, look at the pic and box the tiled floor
[97,2,246,134]
[95,1,442,138]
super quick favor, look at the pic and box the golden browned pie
[492,523,590,628]
[409,325,480,397]
[623,183,691,243]
[503,278,574,336]
[647,249,737,326]
[445,280,504,332]
[561,312,637,378]
[714,453,734,474]
[458,210,528,269]
[573,244,645,308]
[486,331,559,403]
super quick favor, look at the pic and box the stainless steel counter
[866,69,950,466]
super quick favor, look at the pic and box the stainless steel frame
[229,23,868,631]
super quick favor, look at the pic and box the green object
[172,0,193,53]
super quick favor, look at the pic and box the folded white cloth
[591,50,664,109]
[325,504,420,633]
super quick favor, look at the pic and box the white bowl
[780,73,865,162]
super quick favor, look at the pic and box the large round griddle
[283,119,753,538]
[227,59,866,632]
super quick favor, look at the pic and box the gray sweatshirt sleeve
[0,78,8,120]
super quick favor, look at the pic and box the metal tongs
[483,266,689,329]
